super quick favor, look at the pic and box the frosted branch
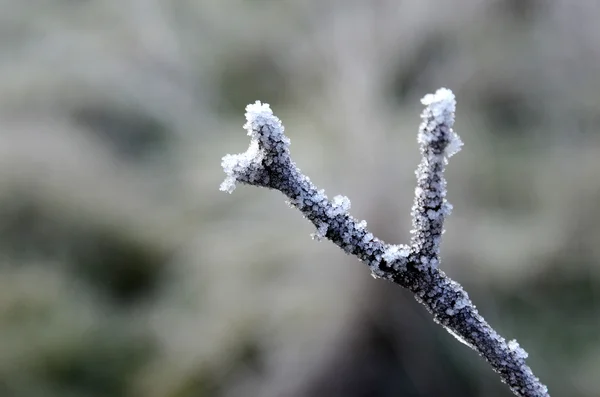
[220,89,549,397]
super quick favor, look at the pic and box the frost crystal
[421,88,455,121]
[508,339,529,360]
[243,101,289,147]
[220,101,290,193]
[382,244,410,263]
[328,195,351,217]
[419,88,463,158]
[311,223,329,241]
[453,296,469,311]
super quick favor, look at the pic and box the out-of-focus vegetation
[0,1,598,396]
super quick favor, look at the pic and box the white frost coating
[420,87,455,128]
[508,339,529,360]
[220,101,290,193]
[328,195,351,217]
[243,101,289,146]
[429,257,439,268]
[382,244,410,263]
[220,140,263,193]
[311,222,329,241]
[419,88,463,158]
[410,88,464,264]
[454,296,469,311]
[445,133,464,158]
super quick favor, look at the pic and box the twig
[220,88,550,397]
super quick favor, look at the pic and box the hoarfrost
[311,223,329,241]
[508,339,529,360]
[328,195,351,217]
[382,244,410,263]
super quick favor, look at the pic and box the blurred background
[0,1,598,396]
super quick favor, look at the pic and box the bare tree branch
[220,88,550,397]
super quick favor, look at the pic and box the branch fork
[220,88,549,397]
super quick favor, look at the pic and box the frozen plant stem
[220,88,549,397]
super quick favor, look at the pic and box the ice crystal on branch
[409,88,462,271]
[220,89,550,397]
[419,87,463,158]
[220,101,290,193]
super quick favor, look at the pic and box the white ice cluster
[243,101,289,149]
[508,339,529,360]
[445,295,470,316]
[311,222,329,241]
[220,141,262,193]
[382,244,410,270]
[419,88,463,158]
[328,195,351,217]
[220,101,290,193]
